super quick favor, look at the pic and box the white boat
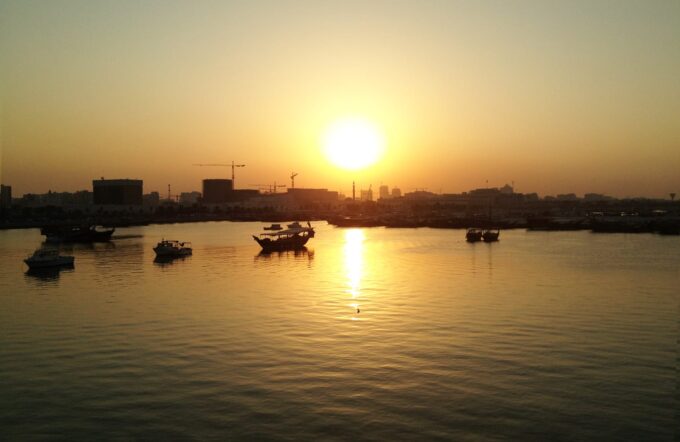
[153,239,192,257]
[24,248,75,269]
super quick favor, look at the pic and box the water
[0,223,677,440]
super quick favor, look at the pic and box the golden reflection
[343,229,365,318]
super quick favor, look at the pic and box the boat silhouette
[253,222,315,252]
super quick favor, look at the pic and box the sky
[1,0,679,198]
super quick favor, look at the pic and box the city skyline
[2,1,679,198]
[5,174,676,203]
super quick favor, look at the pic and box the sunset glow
[322,118,385,171]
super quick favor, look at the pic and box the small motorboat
[153,239,192,257]
[482,229,500,242]
[263,223,283,231]
[24,248,74,269]
[466,228,483,242]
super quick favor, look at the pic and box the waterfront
[0,222,678,440]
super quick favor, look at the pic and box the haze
[1,0,679,198]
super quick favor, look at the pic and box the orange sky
[1,1,679,198]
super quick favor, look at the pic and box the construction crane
[290,172,298,189]
[192,161,246,188]
[250,182,287,194]
[165,184,179,202]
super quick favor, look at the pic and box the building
[231,189,260,202]
[404,190,437,200]
[14,190,92,208]
[524,193,539,202]
[243,188,339,210]
[202,179,233,204]
[500,184,514,195]
[469,187,501,197]
[287,188,339,206]
[93,179,143,205]
[584,193,613,202]
[179,191,202,206]
[143,192,160,208]
[360,187,373,202]
[1,185,12,208]
[556,193,579,201]
[379,185,390,200]
[391,187,402,198]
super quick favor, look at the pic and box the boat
[466,228,483,242]
[482,228,500,242]
[24,248,74,269]
[41,224,115,242]
[153,239,193,257]
[253,222,315,252]
[263,223,283,231]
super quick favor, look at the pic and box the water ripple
[0,224,677,440]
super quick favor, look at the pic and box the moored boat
[482,229,500,242]
[153,239,193,257]
[41,224,115,242]
[253,222,315,252]
[24,248,75,269]
[466,228,483,242]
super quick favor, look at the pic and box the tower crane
[250,182,287,194]
[290,172,298,189]
[192,161,246,188]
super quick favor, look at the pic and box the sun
[322,118,385,170]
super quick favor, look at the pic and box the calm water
[0,223,678,440]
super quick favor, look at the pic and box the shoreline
[2,213,678,235]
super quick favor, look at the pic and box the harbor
[1,222,677,440]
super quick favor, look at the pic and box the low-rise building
[143,192,160,208]
[179,191,202,206]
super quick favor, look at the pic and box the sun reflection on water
[343,229,365,319]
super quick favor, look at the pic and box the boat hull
[482,230,500,242]
[253,234,310,252]
[24,256,74,269]
[153,248,192,257]
[42,225,115,242]
[466,233,483,242]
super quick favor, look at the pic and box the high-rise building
[0,185,12,208]
[391,187,402,198]
[93,179,143,205]
[379,185,389,200]
[202,179,233,204]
